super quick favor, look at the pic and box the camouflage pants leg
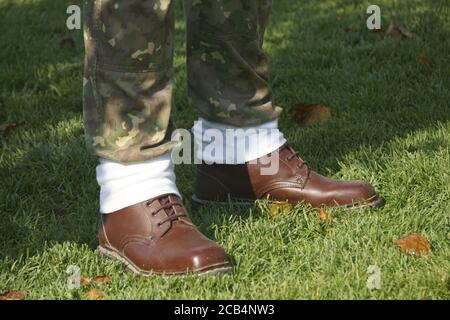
[185,0,282,126]
[83,0,179,163]
[83,0,282,163]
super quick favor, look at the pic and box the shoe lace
[147,196,187,227]
[284,145,311,183]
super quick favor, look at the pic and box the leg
[185,0,282,126]
[187,0,384,208]
[83,0,230,275]
[83,0,179,163]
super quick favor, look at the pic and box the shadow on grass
[0,0,449,262]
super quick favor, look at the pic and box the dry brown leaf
[80,277,92,286]
[86,288,105,300]
[398,26,417,38]
[269,201,293,217]
[386,21,416,39]
[59,37,76,49]
[344,27,353,33]
[0,122,17,137]
[0,290,26,300]
[92,275,112,284]
[318,208,332,223]
[386,21,403,38]
[394,233,431,256]
[418,53,429,66]
[50,207,66,219]
[289,103,331,126]
[371,28,385,37]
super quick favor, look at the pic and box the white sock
[193,117,287,164]
[96,153,180,214]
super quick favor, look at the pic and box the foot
[98,194,231,275]
[193,144,384,208]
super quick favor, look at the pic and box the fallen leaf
[398,26,417,38]
[92,275,112,284]
[344,27,353,33]
[80,275,112,286]
[50,207,66,218]
[289,103,331,126]
[394,233,431,256]
[80,277,92,286]
[59,37,76,49]
[318,208,332,223]
[386,21,403,38]
[0,290,26,300]
[386,21,416,39]
[86,288,105,300]
[418,53,429,66]
[0,122,17,137]
[269,201,293,217]
[371,28,385,37]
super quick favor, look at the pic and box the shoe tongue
[284,145,304,161]
[159,196,175,217]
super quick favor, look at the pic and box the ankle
[96,153,180,214]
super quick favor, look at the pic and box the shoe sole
[343,195,385,209]
[97,245,232,277]
[192,194,385,210]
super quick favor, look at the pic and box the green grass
[0,0,449,299]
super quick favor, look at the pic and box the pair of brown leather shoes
[98,144,384,275]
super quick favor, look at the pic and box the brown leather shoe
[193,144,384,208]
[98,194,231,275]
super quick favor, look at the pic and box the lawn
[0,0,449,299]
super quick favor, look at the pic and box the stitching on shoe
[100,214,113,248]
[256,181,306,199]
[121,235,154,250]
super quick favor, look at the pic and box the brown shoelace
[284,145,311,183]
[147,196,187,227]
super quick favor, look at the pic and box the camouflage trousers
[83,0,282,163]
